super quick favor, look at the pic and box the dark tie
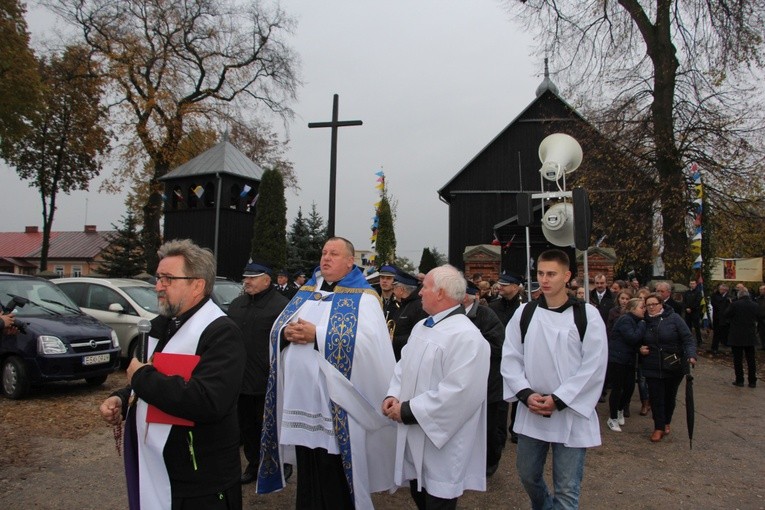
[424,317,435,328]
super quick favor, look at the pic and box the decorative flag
[370,170,386,260]
[193,186,204,198]
[250,193,259,206]
[240,184,252,198]
[174,189,184,201]
[689,162,707,322]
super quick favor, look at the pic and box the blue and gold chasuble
[257,267,377,502]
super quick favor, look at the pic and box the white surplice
[134,300,224,510]
[501,302,608,448]
[273,276,397,509]
[387,312,490,500]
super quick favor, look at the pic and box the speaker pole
[583,248,589,297]
[525,226,531,300]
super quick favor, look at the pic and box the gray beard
[159,300,182,318]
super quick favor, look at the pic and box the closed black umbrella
[685,364,695,449]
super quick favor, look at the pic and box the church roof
[159,140,264,182]
[437,87,586,200]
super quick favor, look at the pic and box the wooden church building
[438,61,611,279]
[159,136,263,280]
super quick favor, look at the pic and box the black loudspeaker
[517,193,533,226]
[572,187,591,251]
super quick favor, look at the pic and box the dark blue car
[1,273,120,399]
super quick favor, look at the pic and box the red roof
[0,229,114,260]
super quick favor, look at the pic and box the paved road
[0,353,763,509]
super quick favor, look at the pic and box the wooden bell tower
[159,137,262,280]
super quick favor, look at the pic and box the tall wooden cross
[308,94,363,238]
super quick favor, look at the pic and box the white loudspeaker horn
[538,133,583,182]
[541,202,575,247]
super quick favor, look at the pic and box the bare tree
[507,0,765,279]
[49,0,299,272]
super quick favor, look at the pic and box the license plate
[83,354,111,366]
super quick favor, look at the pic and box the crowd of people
[97,238,762,509]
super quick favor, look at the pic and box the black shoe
[749,382,757,388]
[623,407,631,418]
[486,463,499,478]
[732,381,745,387]
[283,463,293,482]
[241,469,256,485]
[510,433,518,444]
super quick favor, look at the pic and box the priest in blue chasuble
[257,237,397,509]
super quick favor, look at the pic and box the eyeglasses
[155,274,199,286]
[645,302,661,307]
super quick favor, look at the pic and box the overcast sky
[3,0,545,264]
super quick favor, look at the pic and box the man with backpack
[501,249,608,509]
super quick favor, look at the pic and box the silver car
[53,278,158,360]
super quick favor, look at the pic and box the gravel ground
[1,347,763,509]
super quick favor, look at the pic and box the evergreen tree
[375,186,396,264]
[251,168,287,269]
[394,256,417,274]
[99,213,146,277]
[303,202,327,270]
[286,207,312,272]
[419,248,438,274]
[430,246,447,266]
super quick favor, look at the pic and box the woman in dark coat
[639,293,697,442]
[724,288,762,387]
[606,298,646,432]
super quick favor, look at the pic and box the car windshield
[121,285,159,314]
[0,279,82,317]
[212,281,242,308]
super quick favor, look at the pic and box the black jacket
[115,298,246,498]
[724,295,763,347]
[227,286,288,395]
[609,312,645,366]
[683,288,703,318]
[589,289,615,323]
[489,293,521,327]
[711,291,732,328]
[665,296,684,318]
[640,305,696,378]
[465,302,505,403]
[392,290,428,361]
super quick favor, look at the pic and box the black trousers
[646,374,684,430]
[486,400,504,469]
[295,446,353,510]
[711,324,729,352]
[731,345,757,384]
[685,313,703,345]
[496,400,509,446]
[409,480,458,510]
[237,393,265,472]
[607,362,635,419]
[171,483,242,510]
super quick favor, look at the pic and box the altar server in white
[502,249,608,510]
[257,237,396,510]
[383,264,490,510]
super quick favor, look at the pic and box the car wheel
[85,375,108,386]
[2,356,30,399]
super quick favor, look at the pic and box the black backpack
[519,299,588,343]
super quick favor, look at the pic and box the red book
[145,352,200,427]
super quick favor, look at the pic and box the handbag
[660,350,683,372]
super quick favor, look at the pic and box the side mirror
[108,303,125,314]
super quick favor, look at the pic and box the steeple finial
[535,57,559,97]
